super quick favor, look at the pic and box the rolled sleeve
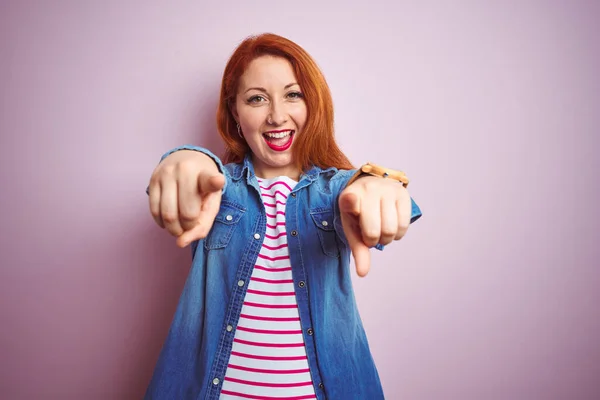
[410,197,422,223]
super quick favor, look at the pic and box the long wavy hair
[216,33,354,172]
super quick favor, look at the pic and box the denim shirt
[144,145,422,400]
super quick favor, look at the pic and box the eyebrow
[244,82,299,94]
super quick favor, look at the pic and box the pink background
[1,1,599,399]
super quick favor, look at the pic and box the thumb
[176,228,200,248]
[339,191,371,277]
[198,173,225,194]
[339,190,361,217]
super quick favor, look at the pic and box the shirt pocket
[310,208,340,258]
[204,200,245,250]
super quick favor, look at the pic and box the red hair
[216,33,354,172]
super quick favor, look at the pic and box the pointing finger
[199,173,225,194]
[177,189,222,247]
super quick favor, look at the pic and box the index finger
[176,189,222,247]
[340,203,371,277]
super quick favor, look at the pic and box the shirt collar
[229,153,337,184]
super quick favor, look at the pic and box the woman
[145,33,422,400]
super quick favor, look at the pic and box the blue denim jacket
[144,145,422,399]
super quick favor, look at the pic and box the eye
[247,95,266,104]
[287,91,304,100]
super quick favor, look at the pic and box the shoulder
[309,166,358,196]
[223,161,242,176]
[329,168,356,184]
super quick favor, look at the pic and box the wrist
[347,162,409,187]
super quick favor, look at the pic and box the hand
[148,150,225,247]
[339,176,411,277]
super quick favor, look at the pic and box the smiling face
[232,55,307,180]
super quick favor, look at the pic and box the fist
[339,176,411,277]
[147,150,225,247]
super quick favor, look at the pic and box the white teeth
[265,130,292,139]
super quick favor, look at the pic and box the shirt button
[298,281,305,288]
[307,328,314,335]
[238,280,245,287]
[226,324,233,332]
[321,220,328,227]
[254,233,261,240]
[319,382,324,389]
[291,193,296,197]
[226,215,233,221]
[212,378,220,385]
[291,230,298,236]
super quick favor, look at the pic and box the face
[232,55,307,180]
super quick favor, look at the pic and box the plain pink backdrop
[1,1,599,399]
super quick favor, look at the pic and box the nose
[267,100,287,126]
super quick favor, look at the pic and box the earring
[236,123,243,138]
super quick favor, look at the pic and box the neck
[252,160,300,181]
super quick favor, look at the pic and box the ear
[230,100,239,123]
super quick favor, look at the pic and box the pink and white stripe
[220,176,316,400]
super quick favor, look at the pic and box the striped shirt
[220,176,316,400]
